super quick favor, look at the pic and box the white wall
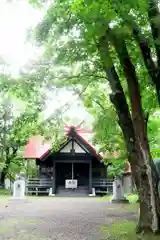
[60,141,88,153]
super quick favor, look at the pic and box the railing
[26,178,52,195]
[26,178,52,186]
[92,178,113,194]
[26,178,113,195]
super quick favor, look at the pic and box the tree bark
[148,0,160,67]
[0,146,18,185]
[130,21,160,104]
[98,35,160,233]
[0,157,11,185]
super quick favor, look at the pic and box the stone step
[56,186,89,197]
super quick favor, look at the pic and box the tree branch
[131,22,158,82]
[119,15,160,104]
[148,0,160,67]
[93,99,106,111]
[130,22,160,104]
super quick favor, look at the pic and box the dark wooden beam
[89,159,92,194]
[52,160,56,194]
[56,159,90,163]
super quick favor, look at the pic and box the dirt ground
[0,197,137,240]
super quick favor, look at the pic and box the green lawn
[0,188,11,196]
[102,221,160,240]
[98,193,138,203]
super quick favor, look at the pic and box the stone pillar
[111,178,129,203]
[12,179,25,199]
[123,175,133,194]
[89,159,92,195]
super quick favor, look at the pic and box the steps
[56,186,89,197]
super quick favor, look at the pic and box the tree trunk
[98,36,160,233]
[148,0,160,67]
[0,146,18,185]
[130,22,160,104]
[0,157,11,185]
[110,33,160,232]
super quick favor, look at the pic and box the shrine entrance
[56,162,89,189]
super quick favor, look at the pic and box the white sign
[65,179,78,189]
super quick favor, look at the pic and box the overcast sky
[0,0,93,126]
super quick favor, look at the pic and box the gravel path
[0,197,137,240]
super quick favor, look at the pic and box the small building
[24,126,110,196]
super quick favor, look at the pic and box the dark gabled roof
[62,126,103,161]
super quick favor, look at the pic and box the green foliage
[29,0,159,109]
[107,159,126,178]
[148,115,160,158]
[0,57,67,180]
[0,188,11,196]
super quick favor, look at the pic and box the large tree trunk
[98,36,160,233]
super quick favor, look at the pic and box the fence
[92,178,113,194]
[26,178,52,195]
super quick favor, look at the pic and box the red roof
[24,136,51,159]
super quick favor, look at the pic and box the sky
[0,0,42,75]
[0,0,93,127]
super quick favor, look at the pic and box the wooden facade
[29,126,107,195]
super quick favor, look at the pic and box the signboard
[65,179,78,189]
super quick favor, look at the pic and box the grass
[124,194,139,212]
[98,193,138,203]
[102,220,160,240]
[0,188,11,202]
[0,188,11,196]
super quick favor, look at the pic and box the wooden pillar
[52,160,56,194]
[26,159,29,179]
[104,165,107,178]
[89,159,92,194]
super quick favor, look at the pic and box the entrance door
[56,162,89,188]
[74,163,89,186]
[56,163,72,186]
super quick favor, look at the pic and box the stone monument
[111,177,129,203]
[12,174,25,199]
